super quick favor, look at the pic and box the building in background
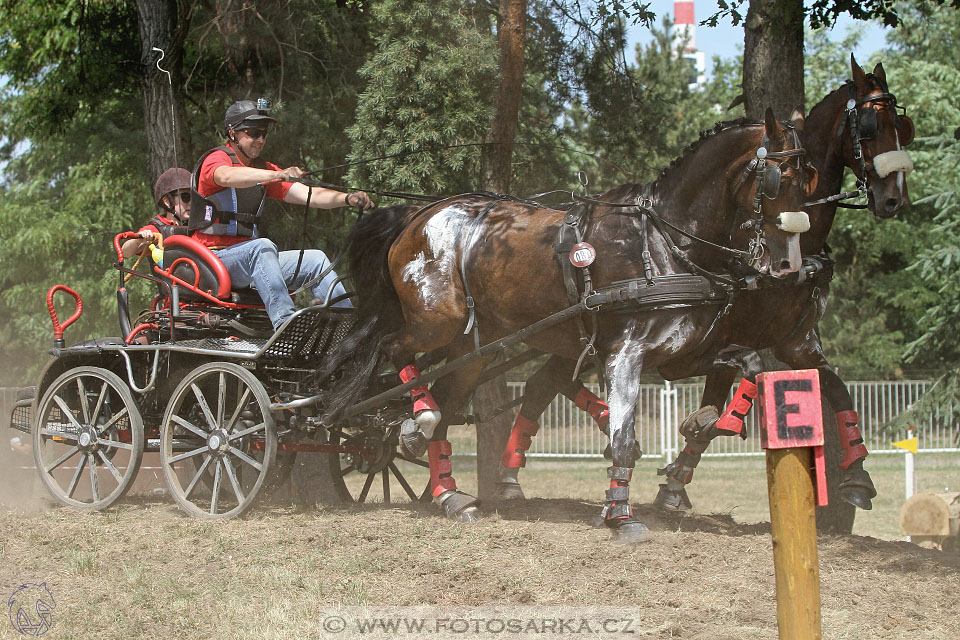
[672,1,707,89]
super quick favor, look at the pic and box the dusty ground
[0,492,957,640]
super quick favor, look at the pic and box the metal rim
[32,366,144,509]
[159,361,276,519]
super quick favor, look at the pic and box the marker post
[757,369,828,640]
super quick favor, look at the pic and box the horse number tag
[569,242,596,267]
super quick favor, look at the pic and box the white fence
[508,380,960,461]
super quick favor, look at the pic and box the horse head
[847,54,914,218]
[727,108,818,278]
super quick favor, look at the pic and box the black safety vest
[189,145,268,238]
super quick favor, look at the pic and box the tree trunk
[742,0,804,121]
[136,0,192,185]
[477,0,526,500]
[483,0,527,194]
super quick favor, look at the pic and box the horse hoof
[436,490,480,521]
[493,482,526,500]
[399,431,428,458]
[839,467,877,510]
[654,484,692,511]
[606,519,652,542]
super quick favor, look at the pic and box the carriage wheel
[160,362,276,519]
[32,366,144,510]
[325,427,432,505]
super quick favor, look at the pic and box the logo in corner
[8,583,55,637]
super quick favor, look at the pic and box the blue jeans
[213,238,352,329]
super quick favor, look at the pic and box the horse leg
[418,341,488,521]
[601,330,650,541]
[496,356,610,499]
[819,366,876,509]
[655,346,764,511]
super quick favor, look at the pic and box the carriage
[7,231,443,519]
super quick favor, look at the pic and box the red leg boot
[714,377,758,437]
[495,415,540,500]
[835,410,876,509]
[398,365,441,457]
[574,387,610,432]
[428,440,479,521]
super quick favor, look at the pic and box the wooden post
[757,369,827,640]
[766,447,822,640]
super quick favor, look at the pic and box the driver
[121,167,192,258]
[191,98,373,329]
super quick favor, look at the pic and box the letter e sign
[757,369,824,450]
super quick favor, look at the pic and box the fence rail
[508,380,960,461]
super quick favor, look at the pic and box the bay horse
[495,55,914,520]
[320,107,816,539]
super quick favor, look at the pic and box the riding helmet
[224,98,277,132]
[153,167,191,206]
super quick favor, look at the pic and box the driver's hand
[279,166,304,181]
[346,191,374,210]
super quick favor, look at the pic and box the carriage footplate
[435,490,481,522]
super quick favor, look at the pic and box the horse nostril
[779,260,792,272]
[885,197,902,212]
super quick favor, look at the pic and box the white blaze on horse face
[400,206,470,310]
[767,233,803,278]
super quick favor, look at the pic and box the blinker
[858,107,878,140]
[762,163,781,200]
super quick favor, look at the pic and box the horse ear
[764,107,782,145]
[789,106,806,132]
[851,53,867,88]
[873,62,887,87]
[804,164,819,196]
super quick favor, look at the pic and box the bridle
[806,79,914,209]
[733,125,811,269]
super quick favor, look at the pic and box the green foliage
[345,0,499,195]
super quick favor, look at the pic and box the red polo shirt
[194,143,295,249]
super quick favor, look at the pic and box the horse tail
[316,204,418,420]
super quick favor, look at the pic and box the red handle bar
[46,285,83,344]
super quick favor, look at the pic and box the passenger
[191,98,373,329]
[121,167,192,259]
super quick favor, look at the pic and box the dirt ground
[0,489,958,640]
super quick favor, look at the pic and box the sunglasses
[169,191,190,204]
[242,128,269,139]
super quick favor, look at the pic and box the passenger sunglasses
[172,191,190,203]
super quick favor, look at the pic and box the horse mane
[654,117,757,186]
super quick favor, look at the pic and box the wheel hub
[77,426,98,452]
[207,430,230,455]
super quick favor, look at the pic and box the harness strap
[460,198,507,351]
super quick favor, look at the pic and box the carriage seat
[155,235,263,305]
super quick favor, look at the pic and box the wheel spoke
[339,462,356,477]
[64,453,87,498]
[216,372,226,432]
[397,454,430,468]
[227,421,265,442]
[53,395,85,431]
[99,439,134,451]
[95,450,125,483]
[39,427,78,443]
[90,380,109,428]
[227,446,262,472]
[184,454,213,499]
[389,462,419,501]
[76,377,90,424]
[191,383,218,431]
[382,469,391,504]
[358,472,375,503]
[95,406,130,436]
[224,387,252,433]
[222,456,246,504]
[171,414,210,439]
[210,460,223,514]
[88,454,101,502]
[43,445,82,473]
[169,445,210,464]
